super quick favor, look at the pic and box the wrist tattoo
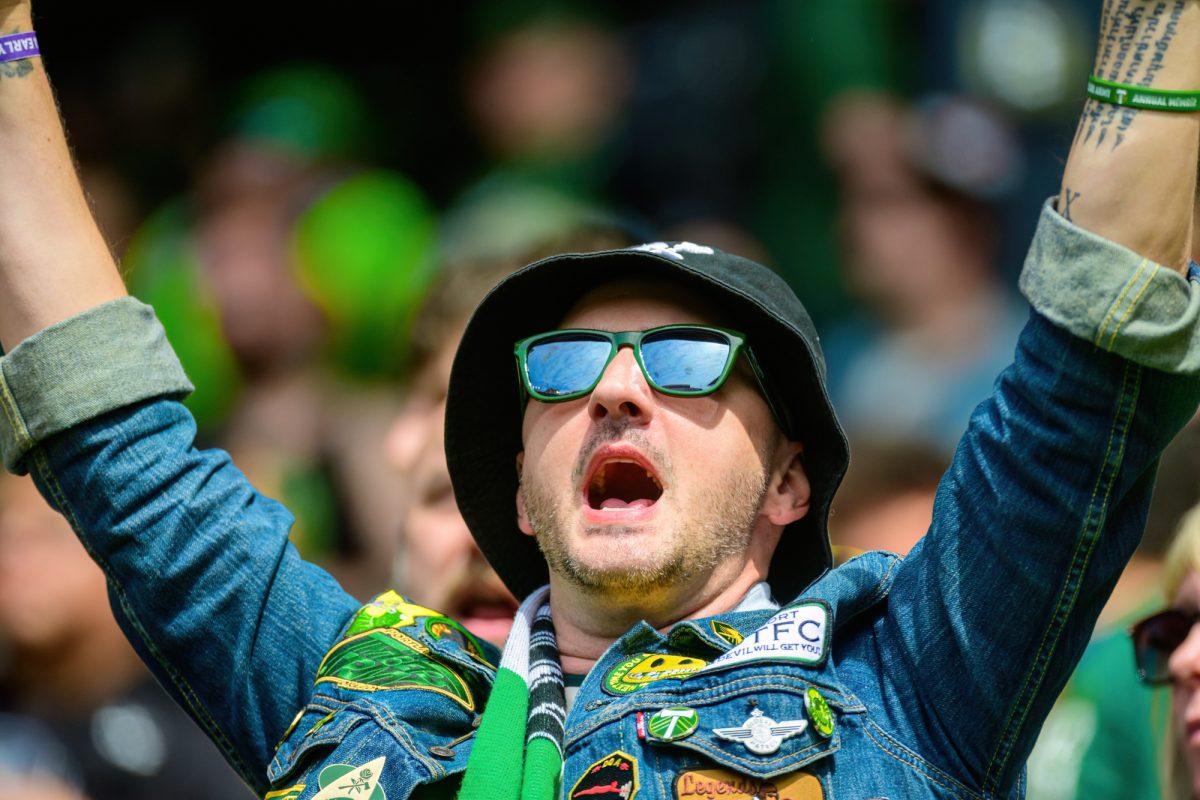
[1078,0,1187,150]
[1061,188,1082,221]
[0,29,34,80]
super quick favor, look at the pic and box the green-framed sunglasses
[513,324,789,432]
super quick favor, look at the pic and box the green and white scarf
[458,586,565,800]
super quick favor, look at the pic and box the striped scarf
[459,587,565,800]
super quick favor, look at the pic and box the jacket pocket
[633,672,852,779]
[267,700,370,787]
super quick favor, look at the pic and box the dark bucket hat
[445,242,850,604]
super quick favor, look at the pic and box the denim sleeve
[878,202,1200,794]
[0,299,361,794]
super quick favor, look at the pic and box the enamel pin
[712,709,808,755]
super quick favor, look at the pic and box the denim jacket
[1,203,1199,799]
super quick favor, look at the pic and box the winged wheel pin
[712,708,808,755]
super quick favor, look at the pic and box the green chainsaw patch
[315,628,475,710]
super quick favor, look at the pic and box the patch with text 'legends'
[674,768,822,800]
[702,602,829,672]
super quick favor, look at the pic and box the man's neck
[553,557,767,676]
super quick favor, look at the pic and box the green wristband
[1086,75,1200,112]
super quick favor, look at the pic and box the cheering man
[0,1,1199,797]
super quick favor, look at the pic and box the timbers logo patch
[570,751,639,800]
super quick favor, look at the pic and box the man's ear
[515,452,535,536]
[763,441,810,526]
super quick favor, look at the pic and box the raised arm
[0,4,362,792]
[1058,0,1199,271]
[872,1,1200,794]
[0,1,126,350]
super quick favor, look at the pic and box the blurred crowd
[2,1,1198,798]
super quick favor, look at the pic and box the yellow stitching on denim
[983,362,1140,792]
[29,448,261,791]
[863,721,984,798]
[373,703,444,778]
[1105,263,1157,351]
[0,369,32,458]
[984,364,1134,790]
[1095,259,1148,347]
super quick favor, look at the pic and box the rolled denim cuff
[1020,198,1200,374]
[0,297,193,474]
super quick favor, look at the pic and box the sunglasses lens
[1133,609,1193,683]
[641,328,733,394]
[525,334,612,398]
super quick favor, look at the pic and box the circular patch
[804,687,834,738]
[646,706,699,742]
[604,653,708,695]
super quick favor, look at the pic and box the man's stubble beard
[519,432,771,595]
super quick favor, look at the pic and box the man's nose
[587,347,655,424]
[1169,624,1200,685]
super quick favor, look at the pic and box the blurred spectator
[444,5,631,266]
[124,68,439,597]
[1027,418,1200,800]
[387,225,633,645]
[1128,500,1200,798]
[0,714,81,795]
[822,93,1027,454]
[829,439,949,557]
[0,473,251,799]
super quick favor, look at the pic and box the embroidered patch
[315,628,475,710]
[603,654,708,695]
[702,602,829,672]
[263,785,304,800]
[312,756,387,800]
[570,750,639,800]
[425,616,492,664]
[344,591,443,637]
[674,768,823,799]
[710,620,743,647]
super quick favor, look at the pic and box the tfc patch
[425,616,492,664]
[674,768,823,799]
[570,751,639,800]
[344,591,443,638]
[263,786,304,800]
[710,620,744,647]
[312,756,387,800]
[604,654,708,695]
[702,602,830,672]
[315,628,475,710]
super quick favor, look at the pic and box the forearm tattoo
[1076,0,1187,150]
[0,29,34,80]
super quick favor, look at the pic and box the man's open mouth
[584,448,665,511]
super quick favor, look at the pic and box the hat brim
[445,248,848,603]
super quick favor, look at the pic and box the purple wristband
[0,32,38,63]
